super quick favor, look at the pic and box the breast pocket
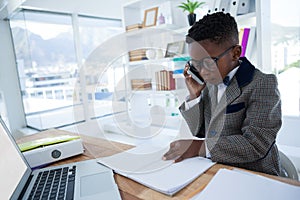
[224,102,246,131]
[226,102,245,114]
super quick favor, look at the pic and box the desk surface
[17,129,300,200]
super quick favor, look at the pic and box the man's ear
[232,45,242,61]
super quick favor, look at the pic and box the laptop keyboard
[28,165,76,200]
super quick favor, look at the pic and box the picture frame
[143,7,158,28]
[165,41,185,58]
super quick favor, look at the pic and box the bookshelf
[232,0,271,72]
[106,0,271,134]
[122,0,188,31]
[172,0,271,72]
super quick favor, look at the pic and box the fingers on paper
[163,141,184,161]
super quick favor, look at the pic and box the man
[163,12,282,175]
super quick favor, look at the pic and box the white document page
[193,168,300,200]
[118,157,215,196]
[97,144,215,196]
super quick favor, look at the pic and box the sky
[271,0,300,27]
[26,22,70,40]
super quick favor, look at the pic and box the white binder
[237,0,250,15]
[219,0,232,13]
[207,0,216,14]
[228,0,240,16]
[213,0,222,13]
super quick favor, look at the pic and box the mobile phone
[186,61,205,85]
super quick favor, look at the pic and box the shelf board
[128,57,173,66]
[174,26,190,34]
[125,24,187,37]
[128,55,189,66]
[236,12,256,22]
[129,88,186,95]
[123,0,174,9]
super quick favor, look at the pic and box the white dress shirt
[183,67,239,158]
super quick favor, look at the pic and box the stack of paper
[97,145,215,196]
[192,168,300,200]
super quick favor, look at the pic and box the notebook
[97,143,215,196]
[0,118,121,200]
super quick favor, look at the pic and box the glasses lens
[202,58,217,70]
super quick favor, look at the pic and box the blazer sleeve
[208,73,282,164]
[179,96,205,138]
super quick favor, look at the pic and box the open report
[97,144,215,196]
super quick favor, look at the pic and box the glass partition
[271,0,300,117]
[10,10,123,130]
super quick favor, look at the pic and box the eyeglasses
[188,45,236,72]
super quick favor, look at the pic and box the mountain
[11,27,76,67]
[271,23,299,46]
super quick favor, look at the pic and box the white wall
[277,116,300,175]
[277,116,300,147]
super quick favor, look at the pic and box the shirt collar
[218,66,239,87]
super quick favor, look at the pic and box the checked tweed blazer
[179,57,282,175]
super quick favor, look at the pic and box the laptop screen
[0,120,31,199]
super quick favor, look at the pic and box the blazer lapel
[208,57,256,127]
[210,78,241,122]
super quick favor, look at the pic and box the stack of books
[155,70,176,91]
[125,23,143,32]
[128,49,147,62]
[131,79,152,90]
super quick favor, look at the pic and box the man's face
[188,40,234,85]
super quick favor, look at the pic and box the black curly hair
[186,12,239,46]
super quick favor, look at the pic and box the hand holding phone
[186,61,205,85]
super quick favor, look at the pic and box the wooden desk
[17,129,300,200]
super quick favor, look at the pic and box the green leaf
[178,0,206,13]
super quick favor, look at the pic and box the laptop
[0,119,121,200]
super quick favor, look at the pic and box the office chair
[279,150,299,181]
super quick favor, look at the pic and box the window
[77,16,123,119]
[10,10,123,130]
[271,0,300,117]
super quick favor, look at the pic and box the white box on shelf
[23,139,84,168]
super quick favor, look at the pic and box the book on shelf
[131,79,152,90]
[129,56,148,62]
[245,26,256,58]
[128,49,147,62]
[155,70,175,91]
[126,23,143,32]
[239,27,250,57]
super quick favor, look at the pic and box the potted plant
[178,0,205,26]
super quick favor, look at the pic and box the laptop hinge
[18,174,33,200]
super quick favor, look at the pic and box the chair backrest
[279,150,299,181]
